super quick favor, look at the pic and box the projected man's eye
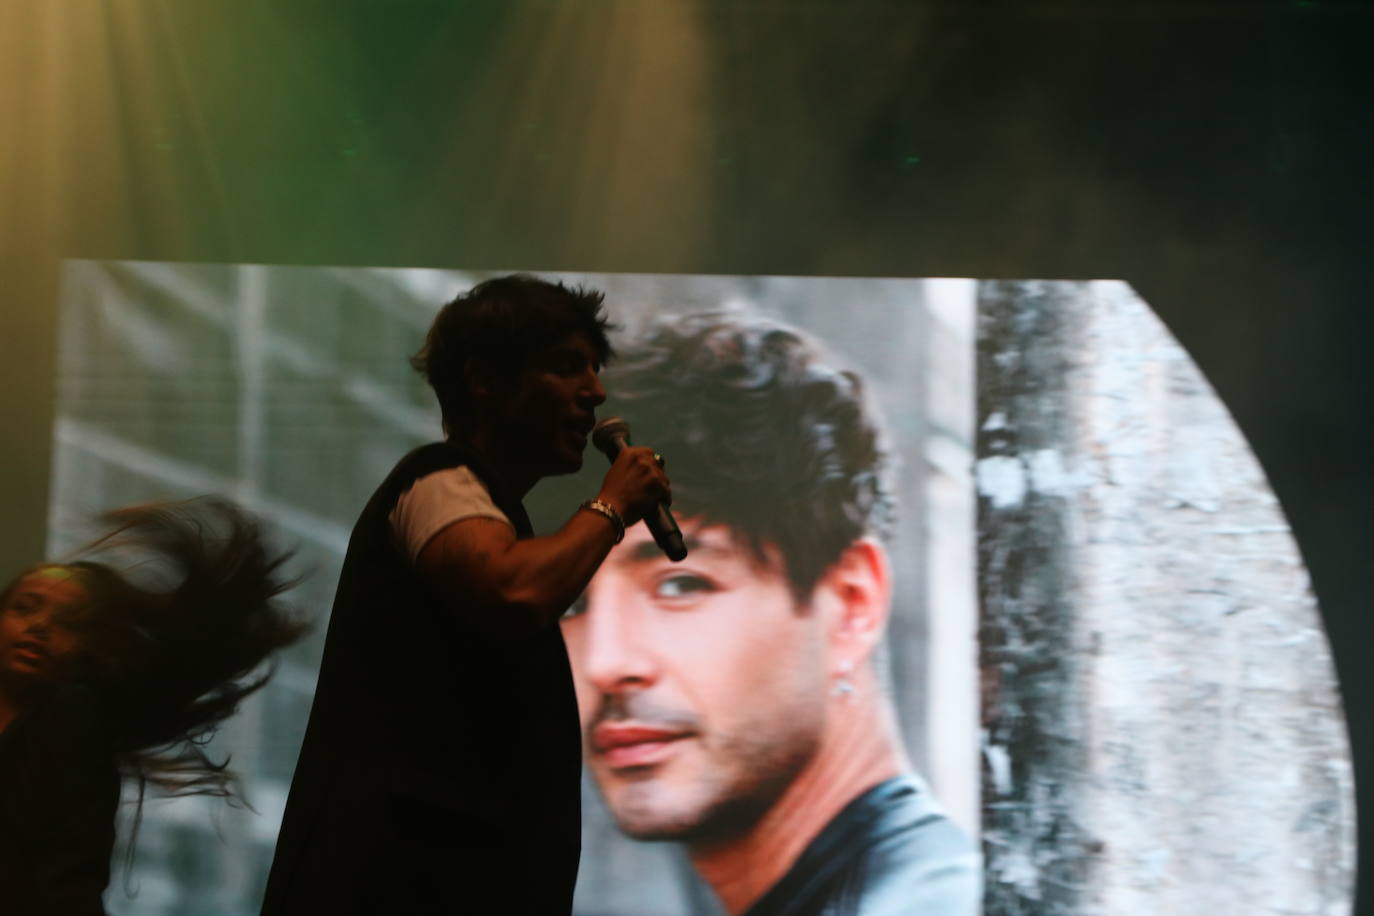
[653,573,716,601]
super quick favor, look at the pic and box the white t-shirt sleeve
[389,466,514,564]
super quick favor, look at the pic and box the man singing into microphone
[261,275,670,915]
[547,311,980,915]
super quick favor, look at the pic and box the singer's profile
[260,275,671,915]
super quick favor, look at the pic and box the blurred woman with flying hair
[0,498,309,915]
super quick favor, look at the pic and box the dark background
[2,0,1369,909]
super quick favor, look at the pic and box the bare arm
[416,446,668,638]
[416,511,617,638]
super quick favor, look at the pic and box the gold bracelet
[580,499,625,543]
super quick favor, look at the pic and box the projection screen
[44,262,1352,915]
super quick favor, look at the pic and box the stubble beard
[604,723,821,846]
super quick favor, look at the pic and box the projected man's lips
[592,723,692,770]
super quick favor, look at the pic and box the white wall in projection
[48,262,1350,915]
[977,280,1353,915]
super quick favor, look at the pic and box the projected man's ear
[813,538,893,704]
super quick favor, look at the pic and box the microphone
[591,417,688,561]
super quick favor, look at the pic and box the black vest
[262,441,582,914]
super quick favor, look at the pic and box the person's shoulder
[31,684,108,730]
[843,778,982,914]
[356,442,463,515]
[9,685,117,771]
[389,441,468,480]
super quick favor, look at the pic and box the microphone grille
[592,417,631,455]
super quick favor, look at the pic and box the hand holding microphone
[592,418,687,561]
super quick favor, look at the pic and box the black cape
[261,441,582,915]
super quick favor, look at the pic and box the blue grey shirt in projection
[744,775,982,916]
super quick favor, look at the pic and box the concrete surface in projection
[977,279,1354,915]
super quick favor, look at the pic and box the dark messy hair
[597,311,895,601]
[411,274,615,434]
[1,499,308,818]
[68,499,307,798]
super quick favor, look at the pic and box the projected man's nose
[581,597,659,693]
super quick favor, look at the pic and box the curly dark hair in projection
[411,274,617,435]
[599,311,896,601]
[0,499,309,810]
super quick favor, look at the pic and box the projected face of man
[561,518,835,842]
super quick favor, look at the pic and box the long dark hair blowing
[3,498,308,799]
